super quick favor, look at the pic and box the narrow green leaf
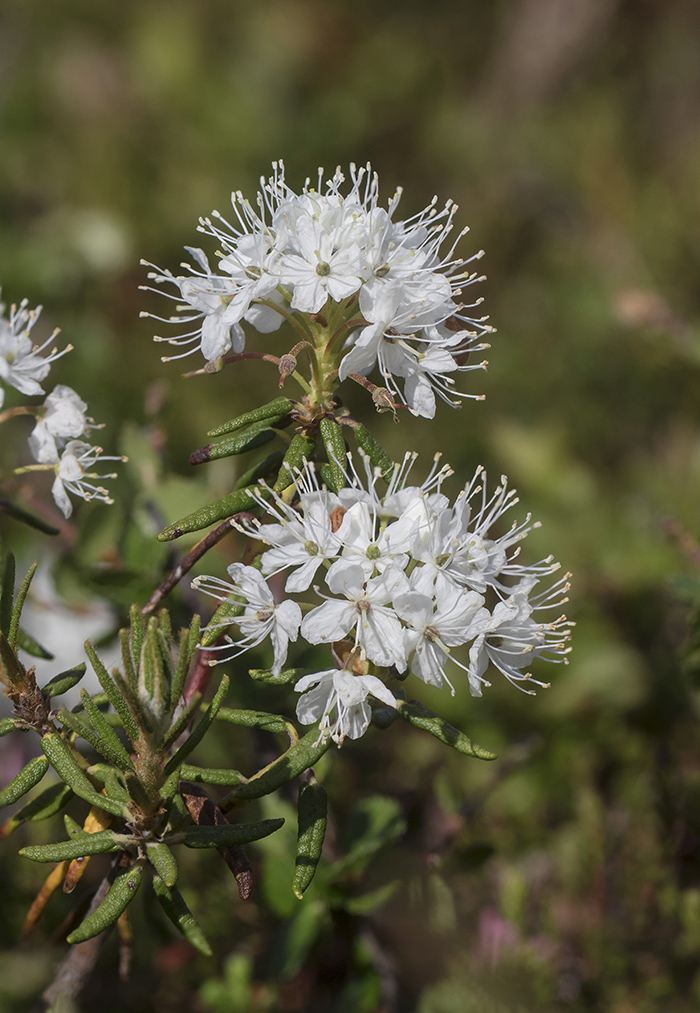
[175,817,284,849]
[190,423,278,466]
[319,418,347,492]
[160,692,203,751]
[16,627,53,659]
[9,562,37,650]
[1,783,73,837]
[273,434,315,493]
[178,764,246,786]
[207,397,293,438]
[293,781,328,899]
[397,700,497,760]
[43,664,86,699]
[248,667,307,686]
[0,629,24,687]
[64,813,83,836]
[0,498,59,534]
[67,862,144,944]
[0,717,16,737]
[234,449,286,491]
[157,486,269,542]
[80,690,135,771]
[20,829,122,863]
[0,755,49,808]
[353,424,394,478]
[216,708,288,734]
[163,675,229,777]
[200,599,244,648]
[0,552,15,637]
[57,706,113,760]
[88,656,140,743]
[40,733,126,818]
[152,874,212,956]
[224,727,331,803]
[147,842,179,887]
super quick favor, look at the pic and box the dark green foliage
[293,781,328,899]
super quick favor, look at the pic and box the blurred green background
[2,0,700,1010]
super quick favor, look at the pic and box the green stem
[0,406,38,425]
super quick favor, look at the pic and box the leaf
[397,699,497,760]
[293,781,328,899]
[79,689,135,771]
[0,783,74,839]
[319,418,347,492]
[66,861,144,944]
[224,727,331,803]
[163,675,229,776]
[20,829,123,862]
[9,562,37,650]
[16,627,53,660]
[178,764,245,786]
[40,733,126,818]
[216,707,288,734]
[152,874,212,956]
[0,755,50,808]
[42,664,86,699]
[175,818,285,849]
[146,842,179,887]
[248,667,307,686]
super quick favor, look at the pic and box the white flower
[29,385,93,464]
[194,564,302,675]
[51,441,122,519]
[301,564,409,671]
[467,576,573,696]
[395,586,489,693]
[294,667,397,745]
[0,297,71,408]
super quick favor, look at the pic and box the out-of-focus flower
[0,297,71,408]
[51,440,124,519]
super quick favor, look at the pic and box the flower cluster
[142,162,493,418]
[193,456,572,745]
[0,296,122,518]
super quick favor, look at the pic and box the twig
[41,870,114,1009]
[141,517,247,616]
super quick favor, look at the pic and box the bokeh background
[2,0,700,1010]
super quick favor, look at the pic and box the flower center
[365,545,381,561]
[304,540,319,556]
[315,261,331,277]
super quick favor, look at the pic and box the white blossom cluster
[142,162,493,418]
[0,295,122,518]
[193,456,572,745]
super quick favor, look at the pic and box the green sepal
[353,424,394,478]
[319,418,347,492]
[66,861,144,944]
[0,755,49,808]
[147,842,179,887]
[0,717,16,737]
[178,764,246,786]
[16,626,53,660]
[42,664,86,699]
[174,817,284,849]
[19,829,123,862]
[293,781,328,899]
[9,562,37,650]
[207,397,293,438]
[248,667,306,686]
[152,874,212,956]
[273,434,315,493]
[216,707,288,734]
[40,733,127,818]
[79,690,135,771]
[190,422,278,466]
[224,727,331,803]
[157,486,269,542]
[163,675,229,777]
[397,700,497,760]
[200,600,244,648]
[234,450,286,491]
